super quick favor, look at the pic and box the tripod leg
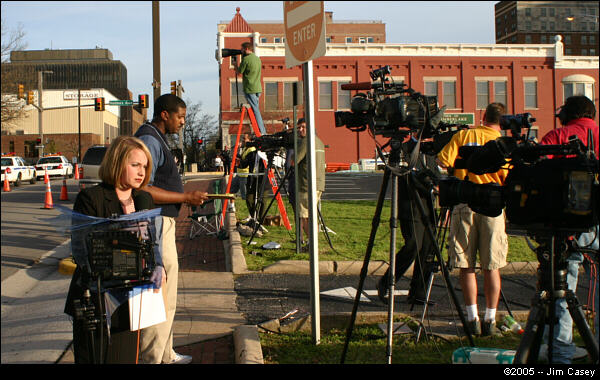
[386,174,399,364]
[407,173,474,346]
[416,271,435,343]
[514,293,547,364]
[340,168,391,364]
[566,289,599,363]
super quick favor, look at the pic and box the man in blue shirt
[135,94,208,364]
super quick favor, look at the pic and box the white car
[35,154,74,180]
[1,155,37,186]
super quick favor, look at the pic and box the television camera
[438,133,598,232]
[334,65,469,157]
[246,130,295,152]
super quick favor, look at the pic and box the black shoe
[467,319,481,337]
[481,320,502,337]
[376,279,388,305]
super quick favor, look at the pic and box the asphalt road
[0,178,77,281]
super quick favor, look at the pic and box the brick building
[217,8,598,165]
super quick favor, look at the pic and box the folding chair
[188,197,223,239]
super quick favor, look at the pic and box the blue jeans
[543,225,599,364]
[244,92,266,135]
[542,252,582,363]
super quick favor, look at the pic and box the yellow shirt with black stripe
[437,125,509,185]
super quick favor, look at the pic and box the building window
[563,81,594,101]
[326,37,331,43]
[525,21,531,31]
[541,35,547,43]
[590,35,596,44]
[525,35,532,43]
[476,81,489,109]
[565,35,572,44]
[424,81,437,97]
[581,35,588,44]
[591,48,596,56]
[443,81,456,109]
[230,81,244,110]
[566,48,573,55]
[541,22,547,31]
[494,81,507,107]
[284,81,302,109]
[541,8,546,17]
[549,8,555,17]
[274,37,281,43]
[524,81,537,109]
[319,81,332,109]
[260,37,267,43]
[582,49,588,55]
[525,8,531,17]
[337,81,351,110]
[265,82,279,110]
[367,37,374,43]
[346,37,352,43]
[359,37,366,44]
[550,21,555,29]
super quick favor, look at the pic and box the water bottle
[503,315,524,334]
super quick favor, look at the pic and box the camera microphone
[341,82,374,91]
[133,193,153,212]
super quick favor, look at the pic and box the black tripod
[514,233,599,364]
[340,145,474,364]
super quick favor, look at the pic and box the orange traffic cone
[43,178,54,209]
[60,177,69,200]
[44,169,49,184]
[74,164,80,180]
[3,175,10,192]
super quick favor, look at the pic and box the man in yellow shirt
[437,102,509,337]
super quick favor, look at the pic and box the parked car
[1,154,37,186]
[79,145,107,188]
[36,154,74,180]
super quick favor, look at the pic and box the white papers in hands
[128,284,166,331]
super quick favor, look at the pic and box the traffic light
[170,81,177,95]
[27,90,34,105]
[18,84,24,99]
[94,97,105,111]
[138,94,149,108]
[197,138,203,145]
[36,138,41,144]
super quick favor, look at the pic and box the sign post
[284,1,326,345]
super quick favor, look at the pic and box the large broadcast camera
[246,130,295,152]
[438,128,599,232]
[334,65,467,156]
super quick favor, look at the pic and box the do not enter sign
[284,1,326,67]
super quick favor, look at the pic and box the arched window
[561,74,595,102]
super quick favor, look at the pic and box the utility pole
[37,70,53,158]
[152,1,161,103]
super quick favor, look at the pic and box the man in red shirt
[538,95,598,363]
[541,95,599,157]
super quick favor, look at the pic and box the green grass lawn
[259,321,593,364]
[232,197,537,271]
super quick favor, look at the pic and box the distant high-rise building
[495,1,599,56]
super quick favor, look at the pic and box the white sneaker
[164,352,192,364]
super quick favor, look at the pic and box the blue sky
[2,1,496,118]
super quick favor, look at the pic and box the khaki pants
[448,203,508,270]
[139,216,178,364]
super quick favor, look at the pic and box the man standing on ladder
[233,42,266,135]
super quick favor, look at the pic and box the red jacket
[540,117,599,158]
